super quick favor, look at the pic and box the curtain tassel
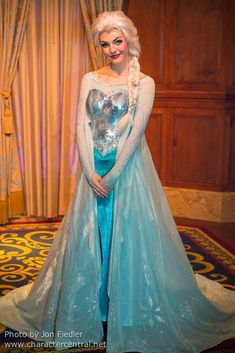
[0,89,13,135]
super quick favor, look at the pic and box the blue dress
[87,87,129,322]
[0,72,235,353]
[94,148,116,322]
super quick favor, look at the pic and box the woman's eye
[114,40,123,45]
[101,43,109,48]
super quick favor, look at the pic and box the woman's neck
[108,58,129,77]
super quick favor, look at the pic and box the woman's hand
[100,175,114,191]
[91,172,110,198]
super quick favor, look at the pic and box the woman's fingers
[94,183,108,195]
[92,179,109,194]
[92,186,102,197]
[100,175,113,191]
[92,184,108,197]
[90,172,111,197]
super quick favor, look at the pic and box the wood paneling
[127,0,165,83]
[126,0,235,191]
[220,0,235,88]
[145,113,162,173]
[228,117,235,184]
[172,114,218,184]
[175,0,222,85]
[233,48,235,85]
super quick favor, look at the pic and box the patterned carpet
[177,225,234,290]
[0,222,234,352]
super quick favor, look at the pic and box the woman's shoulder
[81,72,92,81]
[80,72,97,87]
[139,72,155,83]
[139,72,155,90]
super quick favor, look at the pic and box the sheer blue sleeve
[76,74,94,184]
[105,76,155,187]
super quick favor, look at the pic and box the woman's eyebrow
[100,36,122,44]
[113,36,122,42]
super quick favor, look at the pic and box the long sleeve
[76,74,94,184]
[105,76,155,187]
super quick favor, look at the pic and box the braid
[116,56,140,133]
[127,56,140,117]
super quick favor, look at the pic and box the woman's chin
[110,57,122,64]
[109,55,128,65]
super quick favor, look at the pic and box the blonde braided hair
[116,56,140,133]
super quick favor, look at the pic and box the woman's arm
[102,76,155,187]
[76,74,94,184]
[76,74,109,198]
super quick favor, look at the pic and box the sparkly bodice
[86,89,129,156]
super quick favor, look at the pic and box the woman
[0,10,235,353]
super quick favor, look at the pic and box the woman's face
[99,28,129,65]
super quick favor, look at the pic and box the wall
[126,0,235,221]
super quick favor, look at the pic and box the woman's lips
[110,54,120,59]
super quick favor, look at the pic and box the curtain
[0,0,31,224]
[11,0,90,219]
[79,0,123,70]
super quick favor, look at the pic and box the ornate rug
[0,222,234,352]
[177,225,234,290]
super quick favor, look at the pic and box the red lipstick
[110,54,120,59]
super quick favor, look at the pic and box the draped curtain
[80,0,123,70]
[0,0,124,225]
[10,0,90,221]
[0,0,31,224]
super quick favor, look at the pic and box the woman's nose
[109,44,116,54]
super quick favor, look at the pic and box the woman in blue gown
[0,10,235,353]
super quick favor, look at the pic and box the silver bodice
[86,89,129,156]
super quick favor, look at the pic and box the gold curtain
[0,0,31,224]
[11,0,90,218]
[79,0,123,70]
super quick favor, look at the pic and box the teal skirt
[93,147,117,322]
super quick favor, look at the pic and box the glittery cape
[0,73,235,353]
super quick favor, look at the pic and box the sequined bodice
[86,89,129,156]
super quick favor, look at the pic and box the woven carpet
[0,222,234,352]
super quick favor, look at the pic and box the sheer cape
[0,72,235,353]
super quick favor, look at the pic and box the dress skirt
[93,147,117,322]
[0,136,235,353]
